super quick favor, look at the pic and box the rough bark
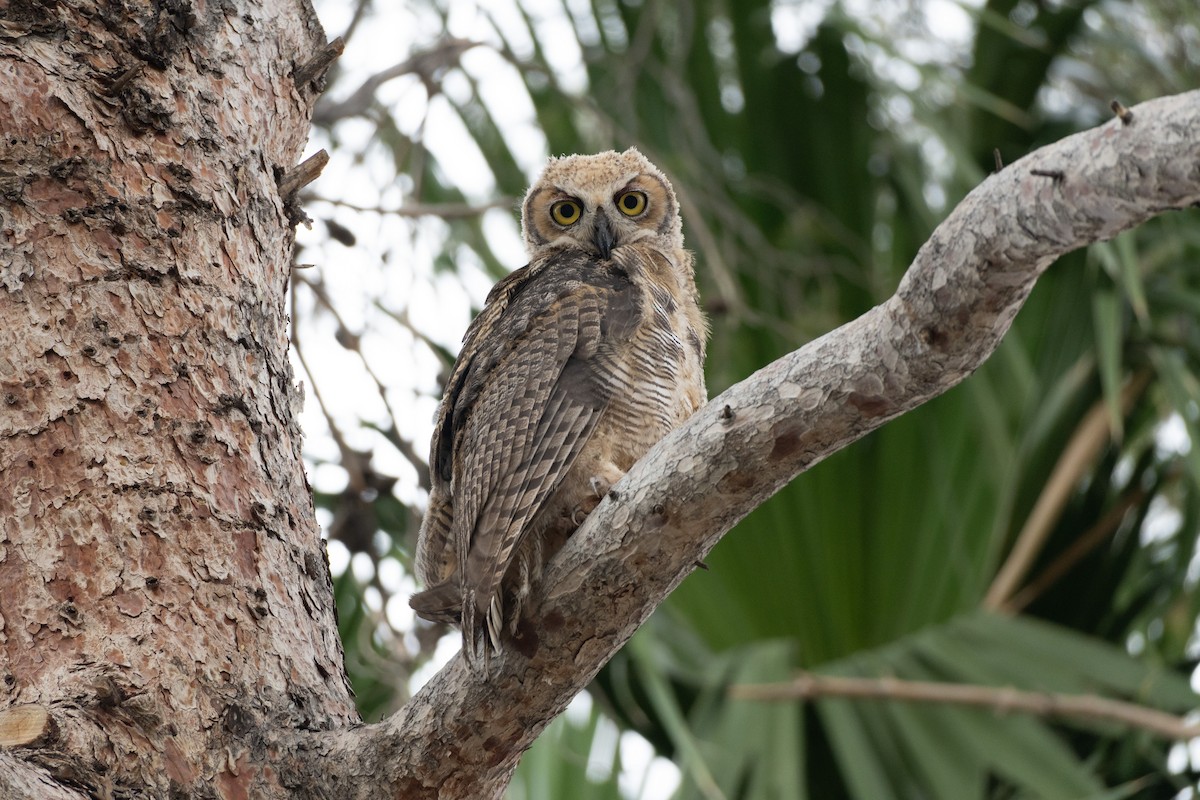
[291,91,1200,798]
[0,2,1197,798]
[0,1,356,798]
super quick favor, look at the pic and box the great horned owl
[409,148,708,670]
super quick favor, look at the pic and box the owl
[409,148,708,671]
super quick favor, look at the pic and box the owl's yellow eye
[616,191,647,216]
[551,200,582,226]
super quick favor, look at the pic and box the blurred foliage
[298,0,1200,796]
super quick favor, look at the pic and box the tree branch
[289,90,1200,799]
[729,672,1199,741]
[305,195,517,218]
[311,38,482,125]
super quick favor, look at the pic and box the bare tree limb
[311,38,482,125]
[730,672,1199,741]
[286,90,1200,799]
[306,195,517,218]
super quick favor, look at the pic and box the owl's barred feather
[410,148,707,674]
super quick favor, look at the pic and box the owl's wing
[449,257,640,657]
[408,267,536,620]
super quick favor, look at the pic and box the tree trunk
[0,1,356,797]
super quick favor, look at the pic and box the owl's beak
[592,212,617,260]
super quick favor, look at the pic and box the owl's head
[521,148,683,260]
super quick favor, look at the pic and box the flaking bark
[0,3,1197,797]
[0,1,356,798]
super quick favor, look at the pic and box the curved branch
[290,90,1200,799]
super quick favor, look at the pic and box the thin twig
[1111,99,1134,125]
[307,196,515,219]
[294,37,345,88]
[312,38,483,125]
[279,150,330,199]
[731,672,1200,741]
[1007,461,1183,613]
[1005,488,1144,614]
[292,273,433,492]
[1030,168,1065,182]
[289,281,356,471]
[104,64,143,96]
[984,375,1147,611]
[337,0,373,47]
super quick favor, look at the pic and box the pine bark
[0,1,356,797]
[1,1,1198,797]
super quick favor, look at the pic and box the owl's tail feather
[460,591,503,677]
[411,583,505,675]
[408,580,462,624]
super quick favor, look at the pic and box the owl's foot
[570,480,607,524]
[571,466,624,525]
[409,578,463,624]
